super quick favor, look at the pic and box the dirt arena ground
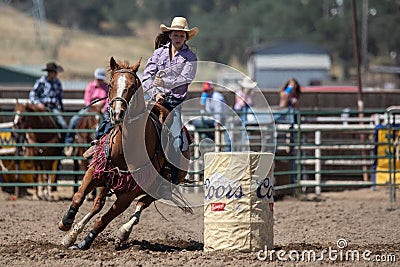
[0,186,399,266]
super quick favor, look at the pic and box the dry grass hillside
[0,5,157,79]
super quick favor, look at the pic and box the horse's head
[13,101,44,128]
[13,100,27,128]
[108,57,141,125]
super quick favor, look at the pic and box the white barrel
[203,152,274,252]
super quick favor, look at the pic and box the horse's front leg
[36,172,47,200]
[117,194,155,242]
[58,166,97,231]
[44,172,53,201]
[32,172,38,200]
[73,190,140,250]
[61,187,108,247]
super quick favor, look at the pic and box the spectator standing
[192,82,227,140]
[279,78,301,109]
[234,78,257,124]
[275,78,302,123]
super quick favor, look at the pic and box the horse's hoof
[58,221,71,231]
[117,226,131,242]
[61,234,76,248]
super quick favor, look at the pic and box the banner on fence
[374,126,400,185]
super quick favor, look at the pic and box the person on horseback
[84,17,198,185]
[142,16,198,184]
[29,62,67,141]
[64,68,109,156]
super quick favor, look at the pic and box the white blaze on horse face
[114,75,127,117]
[13,111,21,125]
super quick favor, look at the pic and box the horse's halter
[108,69,141,125]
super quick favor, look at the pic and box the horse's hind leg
[74,190,140,250]
[58,166,97,231]
[61,187,108,247]
[117,194,155,242]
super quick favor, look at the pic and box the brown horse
[13,101,62,200]
[58,57,191,250]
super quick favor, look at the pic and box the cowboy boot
[83,140,98,159]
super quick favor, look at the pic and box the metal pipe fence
[0,108,398,203]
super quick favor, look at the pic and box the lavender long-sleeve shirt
[142,43,197,100]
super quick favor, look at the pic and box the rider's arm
[83,82,94,106]
[212,95,226,126]
[142,48,162,93]
[57,83,64,111]
[29,79,44,105]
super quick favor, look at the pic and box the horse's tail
[170,188,194,214]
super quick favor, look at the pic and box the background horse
[70,104,101,195]
[13,101,62,200]
[58,57,192,250]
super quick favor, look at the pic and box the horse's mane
[108,59,141,75]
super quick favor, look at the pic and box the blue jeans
[236,106,250,125]
[161,96,184,184]
[51,108,67,142]
[65,108,87,144]
[274,107,295,124]
[94,110,111,140]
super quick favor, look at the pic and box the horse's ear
[132,58,141,72]
[15,98,19,104]
[110,57,118,71]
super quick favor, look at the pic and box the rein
[82,97,108,110]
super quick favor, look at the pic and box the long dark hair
[154,31,197,54]
[154,32,170,49]
[280,78,301,96]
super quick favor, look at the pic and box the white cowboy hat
[238,78,257,89]
[160,17,199,40]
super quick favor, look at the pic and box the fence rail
[0,108,398,205]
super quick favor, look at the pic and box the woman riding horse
[85,17,198,185]
[58,57,192,250]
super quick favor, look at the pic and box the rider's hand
[37,103,45,110]
[155,93,165,103]
[153,77,164,87]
